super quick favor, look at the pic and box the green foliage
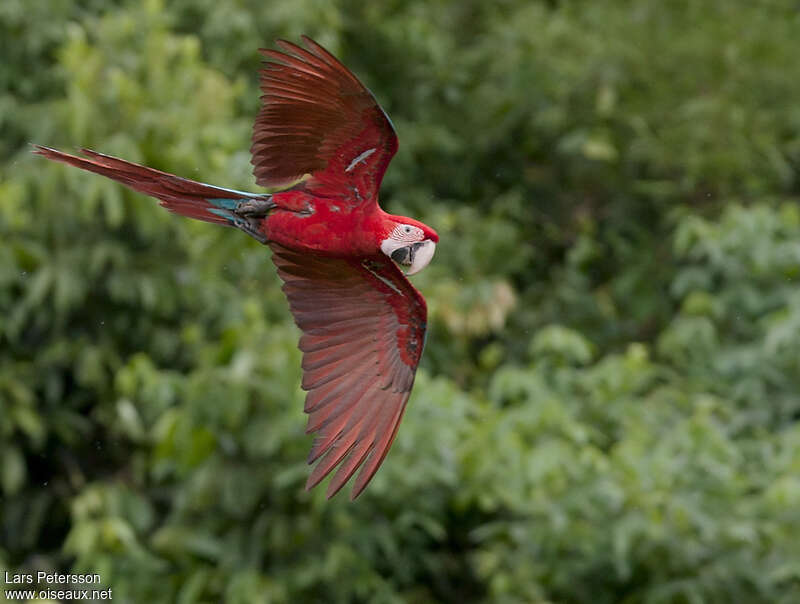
[2,0,799,602]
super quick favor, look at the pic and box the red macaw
[34,36,438,499]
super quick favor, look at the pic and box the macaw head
[380,217,439,276]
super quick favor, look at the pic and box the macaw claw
[235,197,275,217]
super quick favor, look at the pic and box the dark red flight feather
[252,36,398,203]
[30,146,260,226]
[270,244,427,499]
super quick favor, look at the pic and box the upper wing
[251,36,398,205]
[270,244,427,499]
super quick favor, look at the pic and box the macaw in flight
[34,36,438,500]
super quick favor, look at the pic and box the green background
[2,0,800,602]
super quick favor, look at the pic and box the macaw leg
[235,198,275,217]
[230,214,269,243]
[229,198,275,243]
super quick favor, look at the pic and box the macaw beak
[390,240,436,276]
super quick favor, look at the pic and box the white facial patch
[381,237,406,257]
[391,224,423,242]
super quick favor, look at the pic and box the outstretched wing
[252,36,398,205]
[270,244,426,499]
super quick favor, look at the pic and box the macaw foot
[235,197,275,217]
[231,214,269,243]
[225,196,274,243]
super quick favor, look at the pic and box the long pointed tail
[32,145,271,229]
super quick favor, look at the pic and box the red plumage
[252,36,398,200]
[34,36,438,499]
[31,146,266,226]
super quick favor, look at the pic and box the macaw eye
[404,226,411,234]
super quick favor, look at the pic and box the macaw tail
[32,145,271,227]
